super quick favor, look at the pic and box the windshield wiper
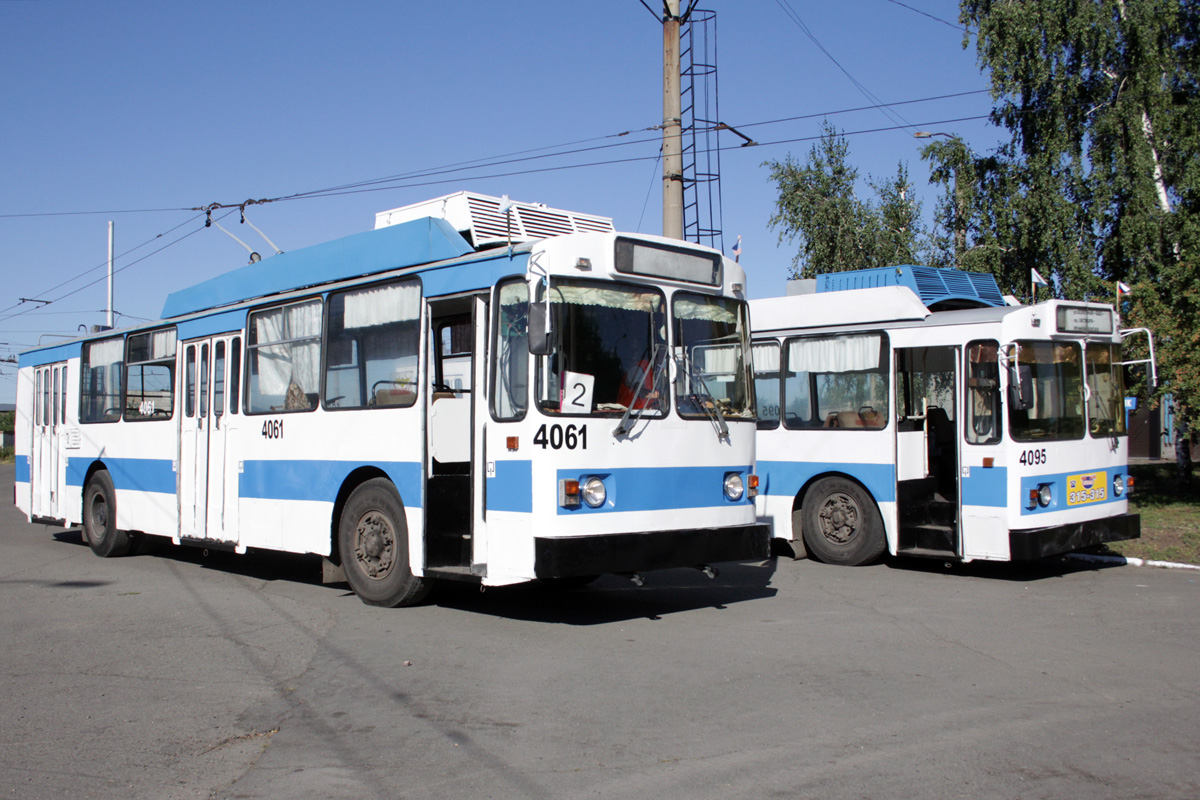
[613,344,664,438]
[684,356,729,441]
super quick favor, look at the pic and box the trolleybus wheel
[83,470,131,558]
[338,478,430,607]
[801,477,885,566]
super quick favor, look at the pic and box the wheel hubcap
[354,511,395,580]
[91,496,107,533]
[817,493,860,544]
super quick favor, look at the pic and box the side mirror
[528,302,552,356]
[1008,363,1033,410]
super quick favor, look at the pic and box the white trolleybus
[14,191,768,606]
[750,266,1155,566]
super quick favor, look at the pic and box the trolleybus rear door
[895,346,961,557]
[179,336,239,543]
[31,362,67,521]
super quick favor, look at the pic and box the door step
[898,523,956,554]
[897,546,958,560]
[424,565,484,582]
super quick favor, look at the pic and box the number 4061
[533,423,587,450]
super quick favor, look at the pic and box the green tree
[767,122,927,278]
[952,0,1200,425]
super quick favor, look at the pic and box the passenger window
[324,280,421,410]
[247,298,323,413]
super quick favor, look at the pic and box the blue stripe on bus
[239,459,424,507]
[19,341,82,368]
[15,455,30,483]
[757,460,897,504]
[65,457,177,495]
[554,465,755,515]
[177,309,248,340]
[487,460,533,513]
[1018,468,1128,516]
[961,466,1007,507]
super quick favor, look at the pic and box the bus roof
[160,216,474,319]
[751,285,931,333]
[798,266,1008,310]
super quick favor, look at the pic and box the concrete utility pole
[662,0,684,240]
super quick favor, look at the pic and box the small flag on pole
[1117,281,1131,295]
[1031,268,1049,288]
[732,235,742,263]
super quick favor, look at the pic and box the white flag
[1117,281,1131,294]
[1031,268,1049,288]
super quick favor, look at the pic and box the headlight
[1113,474,1125,496]
[582,476,607,508]
[724,472,745,501]
[1037,483,1052,507]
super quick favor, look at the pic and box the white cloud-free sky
[0,0,1001,402]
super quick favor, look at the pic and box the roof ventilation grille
[375,191,614,249]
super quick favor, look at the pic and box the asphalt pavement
[2,463,1198,800]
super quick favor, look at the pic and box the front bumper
[534,524,771,579]
[1009,513,1141,561]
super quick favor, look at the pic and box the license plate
[1066,471,1108,506]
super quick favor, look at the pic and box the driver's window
[965,340,1001,445]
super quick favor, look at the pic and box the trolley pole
[106,221,114,329]
[662,0,684,240]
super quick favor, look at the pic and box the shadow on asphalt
[50,527,779,624]
[427,561,779,624]
[880,551,1127,581]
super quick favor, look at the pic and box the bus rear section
[751,267,1149,566]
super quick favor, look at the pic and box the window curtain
[344,282,420,329]
[254,300,321,395]
[752,342,780,372]
[788,334,880,373]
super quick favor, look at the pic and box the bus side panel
[66,420,179,538]
[756,429,899,553]
[960,461,1010,561]
[233,408,425,559]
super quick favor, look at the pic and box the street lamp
[915,131,966,266]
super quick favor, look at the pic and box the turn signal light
[559,479,581,508]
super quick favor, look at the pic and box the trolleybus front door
[425,297,486,575]
[31,362,68,521]
[895,346,961,557]
[179,335,240,544]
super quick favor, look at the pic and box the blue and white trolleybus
[751,266,1153,566]
[15,191,768,605]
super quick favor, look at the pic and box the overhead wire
[771,0,915,131]
[0,211,228,326]
[879,0,969,33]
[4,86,994,334]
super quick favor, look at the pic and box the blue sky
[0,0,1001,403]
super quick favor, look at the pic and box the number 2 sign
[561,371,595,413]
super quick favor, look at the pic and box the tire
[801,477,885,566]
[338,478,430,607]
[82,471,131,558]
